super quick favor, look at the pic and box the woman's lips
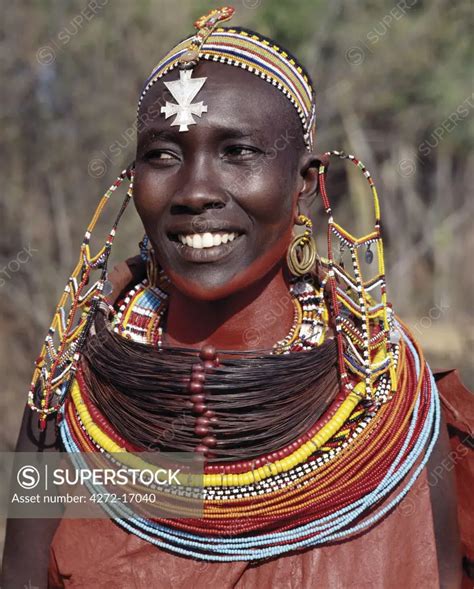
[169,232,245,263]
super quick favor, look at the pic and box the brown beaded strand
[190,345,220,456]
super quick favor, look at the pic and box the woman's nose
[170,155,227,213]
[171,187,226,214]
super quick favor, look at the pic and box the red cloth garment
[48,369,474,589]
[436,369,474,588]
[48,467,439,589]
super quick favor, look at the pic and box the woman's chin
[165,271,249,302]
[164,256,288,303]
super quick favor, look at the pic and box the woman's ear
[294,152,328,220]
[126,161,136,180]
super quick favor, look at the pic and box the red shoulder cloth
[436,369,474,586]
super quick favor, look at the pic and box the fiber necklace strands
[81,276,337,461]
[59,323,440,562]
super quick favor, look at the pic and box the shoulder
[104,255,147,307]
[434,369,474,584]
[435,369,473,434]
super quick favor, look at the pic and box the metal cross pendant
[160,69,208,132]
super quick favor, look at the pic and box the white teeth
[202,232,213,248]
[192,234,203,249]
[177,232,240,249]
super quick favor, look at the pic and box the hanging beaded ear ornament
[318,150,399,404]
[27,167,135,429]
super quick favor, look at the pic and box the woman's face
[134,61,309,300]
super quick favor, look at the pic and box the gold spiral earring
[287,214,317,276]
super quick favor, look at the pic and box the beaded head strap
[159,7,235,132]
[138,6,316,150]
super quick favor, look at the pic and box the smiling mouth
[172,231,240,249]
[168,231,244,262]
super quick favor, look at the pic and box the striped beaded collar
[111,276,328,353]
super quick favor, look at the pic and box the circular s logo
[17,465,40,490]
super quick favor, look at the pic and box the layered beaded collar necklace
[110,275,329,354]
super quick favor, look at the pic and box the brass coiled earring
[287,214,317,276]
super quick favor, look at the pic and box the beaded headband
[137,6,316,151]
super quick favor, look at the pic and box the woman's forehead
[138,61,302,141]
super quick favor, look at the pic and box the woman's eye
[145,150,179,164]
[224,146,260,159]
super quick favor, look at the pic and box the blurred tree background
[0,0,473,460]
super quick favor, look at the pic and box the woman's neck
[164,264,295,350]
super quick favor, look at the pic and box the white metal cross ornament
[160,69,208,132]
